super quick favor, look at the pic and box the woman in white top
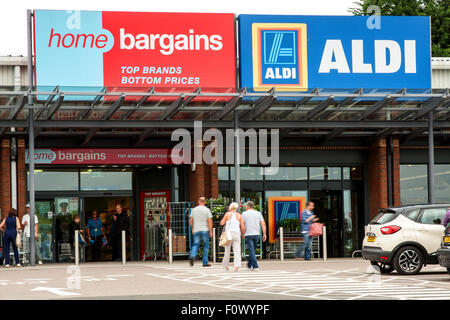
[220,202,246,271]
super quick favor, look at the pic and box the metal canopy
[0,87,448,143]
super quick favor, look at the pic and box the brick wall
[17,137,26,218]
[392,136,401,206]
[368,138,388,219]
[189,163,219,201]
[210,163,218,199]
[188,138,220,201]
[0,138,11,218]
[189,163,205,202]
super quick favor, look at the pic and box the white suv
[362,204,449,275]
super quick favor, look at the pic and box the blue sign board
[275,201,300,221]
[238,15,431,92]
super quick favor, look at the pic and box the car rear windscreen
[369,210,399,225]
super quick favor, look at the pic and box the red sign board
[25,148,183,165]
[33,10,236,95]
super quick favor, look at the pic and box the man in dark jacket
[113,204,130,261]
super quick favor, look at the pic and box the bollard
[322,226,327,262]
[280,227,284,261]
[122,230,126,265]
[212,228,216,264]
[74,230,79,266]
[168,229,173,264]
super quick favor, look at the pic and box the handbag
[79,232,86,246]
[16,232,22,249]
[219,229,232,247]
[309,223,324,237]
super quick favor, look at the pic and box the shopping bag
[309,223,324,236]
[16,232,22,249]
[79,233,86,246]
[219,230,232,247]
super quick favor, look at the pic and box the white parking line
[145,265,450,300]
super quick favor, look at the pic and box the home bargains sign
[25,149,183,165]
[33,10,236,91]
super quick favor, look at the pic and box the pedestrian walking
[189,197,213,267]
[0,208,21,267]
[220,202,245,271]
[21,204,43,265]
[242,201,267,271]
[295,201,319,261]
[86,211,106,262]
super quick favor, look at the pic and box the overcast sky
[0,0,356,55]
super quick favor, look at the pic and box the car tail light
[380,225,401,235]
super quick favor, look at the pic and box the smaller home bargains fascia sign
[25,149,184,165]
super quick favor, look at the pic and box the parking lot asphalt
[0,258,449,300]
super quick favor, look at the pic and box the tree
[349,0,449,57]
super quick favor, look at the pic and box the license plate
[444,236,450,244]
[367,236,376,242]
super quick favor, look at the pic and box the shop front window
[328,167,341,180]
[264,167,307,180]
[29,169,78,191]
[435,165,450,203]
[343,167,363,180]
[309,167,341,180]
[230,166,263,181]
[218,166,229,180]
[309,167,325,180]
[400,165,428,205]
[80,169,133,191]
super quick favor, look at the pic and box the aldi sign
[253,23,308,90]
[33,10,236,91]
[239,15,431,91]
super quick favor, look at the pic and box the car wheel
[393,246,424,275]
[447,268,450,276]
[370,261,394,274]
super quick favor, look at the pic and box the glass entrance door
[35,200,54,261]
[310,190,343,257]
[310,190,362,257]
[54,197,79,262]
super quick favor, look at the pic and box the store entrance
[310,190,361,258]
[84,197,132,262]
[310,190,343,258]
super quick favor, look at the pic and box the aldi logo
[252,23,308,91]
[267,196,306,243]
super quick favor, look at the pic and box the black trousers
[91,237,102,262]
[112,235,121,261]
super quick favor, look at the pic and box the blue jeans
[245,235,259,269]
[4,232,19,265]
[295,232,312,260]
[189,231,210,265]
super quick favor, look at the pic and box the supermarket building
[0,10,449,262]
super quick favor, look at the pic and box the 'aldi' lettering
[318,39,417,74]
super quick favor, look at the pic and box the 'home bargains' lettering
[47,28,224,56]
